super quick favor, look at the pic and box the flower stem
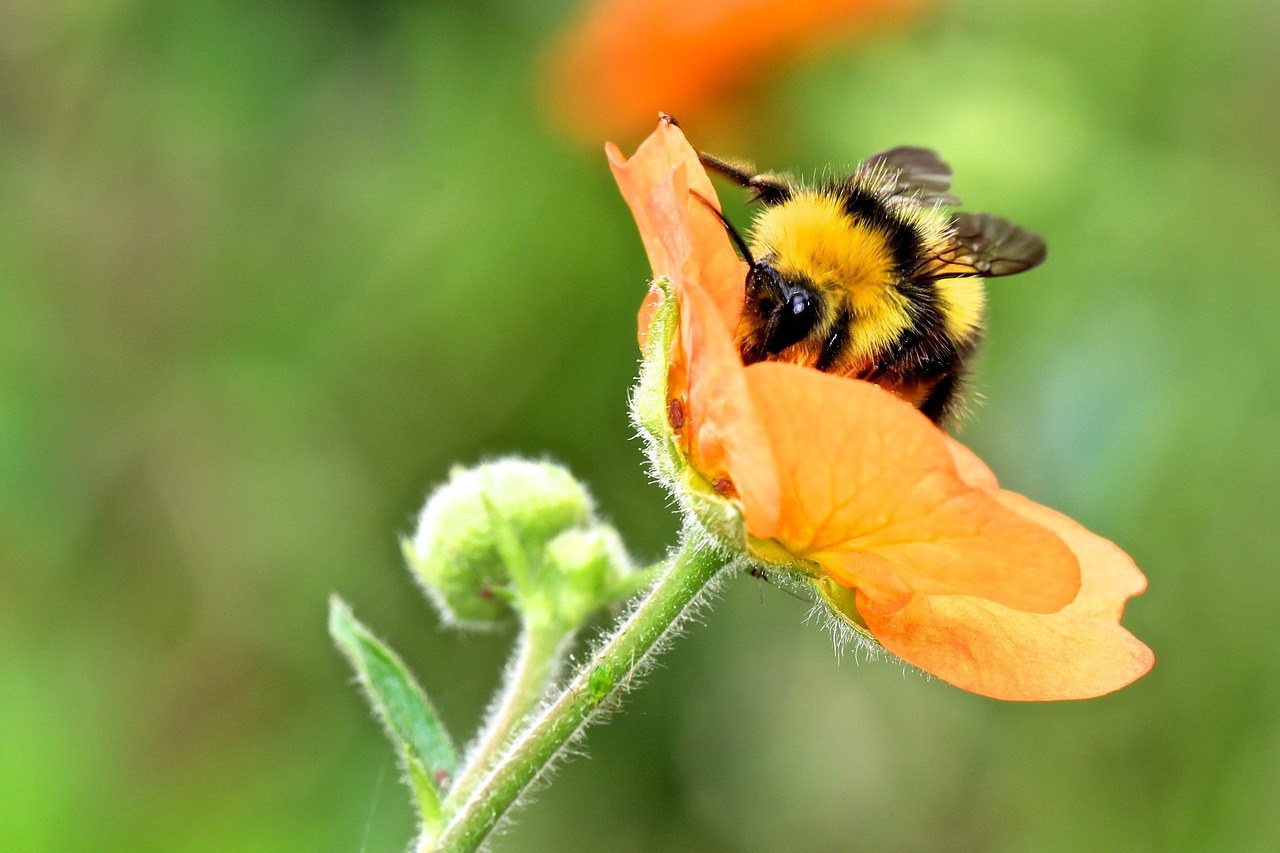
[427,529,729,853]
[443,620,567,812]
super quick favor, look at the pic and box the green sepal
[679,467,747,554]
[626,281,746,548]
[480,493,534,595]
[810,577,878,643]
[629,279,759,560]
[629,278,684,487]
[328,596,457,834]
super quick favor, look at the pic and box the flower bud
[406,458,596,628]
[538,525,634,629]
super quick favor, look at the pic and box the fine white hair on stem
[434,533,735,851]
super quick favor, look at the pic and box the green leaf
[329,596,458,831]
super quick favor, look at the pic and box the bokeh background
[4,0,1279,850]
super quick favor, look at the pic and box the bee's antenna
[690,190,755,268]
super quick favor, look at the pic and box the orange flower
[608,118,1154,701]
[547,0,923,143]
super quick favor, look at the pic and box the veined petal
[994,493,1148,620]
[946,439,1148,615]
[857,493,1153,700]
[741,363,1080,613]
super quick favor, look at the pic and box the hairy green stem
[426,530,729,853]
[443,621,567,813]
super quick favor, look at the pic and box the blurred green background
[3,0,1278,850]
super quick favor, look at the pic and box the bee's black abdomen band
[838,186,924,273]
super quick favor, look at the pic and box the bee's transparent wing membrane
[864,147,962,206]
[944,212,1047,277]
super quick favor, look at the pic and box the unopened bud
[406,458,595,628]
[538,525,634,629]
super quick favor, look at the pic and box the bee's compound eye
[763,281,818,354]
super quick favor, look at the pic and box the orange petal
[946,442,1148,616]
[944,436,1001,493]
[857,497,1152,701]
[994,492,1148,620]
[679,278,780,530]
[606,119,745,336]
[607,133,678,290]
[740,362,1080,614]
[609,121,779,527]
[550,0,926,142]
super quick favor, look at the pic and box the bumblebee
[696,146,1045,423]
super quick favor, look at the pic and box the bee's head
[686,189,822,366]
[738,261,820,365]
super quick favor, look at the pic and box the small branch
[427,529,729,852]
[443,621,567,812]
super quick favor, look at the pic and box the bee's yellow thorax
[750,191,913,359]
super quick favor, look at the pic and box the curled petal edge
[852,497,1153,701]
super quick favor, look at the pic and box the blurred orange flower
[608,118,1154,701]
[548,0,923,142]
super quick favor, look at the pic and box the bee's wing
[865,147,962,206]
[943,212,1047,277]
